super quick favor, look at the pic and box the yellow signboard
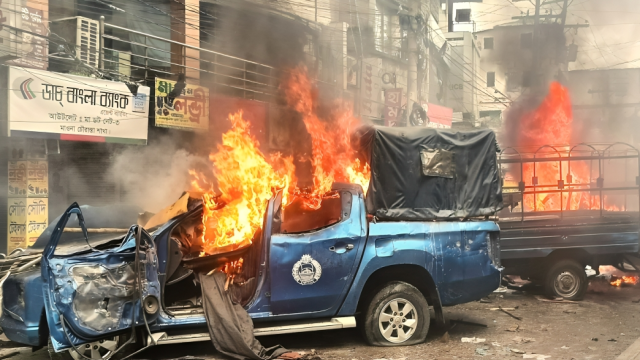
[7,198,27,253]
[26,198,48,247]
[27,160,48,197]
[155,78,209,131]
[8,161,27,197]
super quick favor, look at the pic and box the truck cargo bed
[500,210,639,260]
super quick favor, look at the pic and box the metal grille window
[374,6,404,58]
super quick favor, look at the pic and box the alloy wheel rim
[69,337,119,360]
[554,270,580,298]
[378,298,418,343]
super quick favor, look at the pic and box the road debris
[0,352,20,360]
[513,337,536,344]
[522,354,551,359]
[506,325,520,332]
[511,348,525,354]
[492,342,502,347]
[561,346,570,349]
[475,347,490,356]
[490,307,516,311]
[563,310,577,314]
[451,319,488,327]
[535,295,578,304]
[461,337,486,343]
[499,306,522,320]
[440,332,450,343]
[592,337,599,341]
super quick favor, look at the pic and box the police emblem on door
[292,254,322,285]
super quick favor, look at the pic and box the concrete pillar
[170,0,200,84]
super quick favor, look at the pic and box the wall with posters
[8,67,150,144]
[6,139,47,253]
[155,78,209,131]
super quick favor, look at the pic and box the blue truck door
[269,190,365,316]
[41,204,160,352]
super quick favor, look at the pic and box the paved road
[4,282,640,359]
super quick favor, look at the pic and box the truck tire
[544,259,588,301]
[361,281,430,346]
[48,334,138,360]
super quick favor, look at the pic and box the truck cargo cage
[498,142,640,222]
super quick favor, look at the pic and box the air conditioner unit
[49,16,100,72]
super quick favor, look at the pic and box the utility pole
[406,0,419,126]
[532,0,541,82]
[560,0,568,27]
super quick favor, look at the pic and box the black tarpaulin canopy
[355,125,503,221]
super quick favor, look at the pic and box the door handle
[330,244,355,254]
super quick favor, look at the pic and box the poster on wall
[7,198,27,253]
[155,78,210,131]
[27,160,48,197]
[8,67,150,144]
[26,198,47,247]
[8,161,27,197]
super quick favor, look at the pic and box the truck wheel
[544,259,588,301]
[362,281,430,346]
[48,334,137,360]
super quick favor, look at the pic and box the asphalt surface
[3,279,640,360]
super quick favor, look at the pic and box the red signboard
[384,88,403,127]
[426,103,453,128]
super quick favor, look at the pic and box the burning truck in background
[497,81,640,300]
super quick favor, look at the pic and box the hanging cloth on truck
[198,271,290,360]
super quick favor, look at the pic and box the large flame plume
[193,67,370,256]
[199,111,296,255]
[282,67,370,209]
[509,82,620,212]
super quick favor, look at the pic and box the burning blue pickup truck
[0,127,503,359]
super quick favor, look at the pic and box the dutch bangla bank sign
[8,67,150,144]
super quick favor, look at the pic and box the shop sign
[26,198,47,247]
[8,161,27,197]
[360,58,382,119]
[425,103,453,129]
[6,6,47,70]
[8,66,150,145]
[384,88,403,127]
[27,160,48,197]
[7,198,27,253]
[155,78,209,131]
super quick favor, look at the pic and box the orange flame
[510,82,621,212]
[193,68,370,256]
[610,276,639,287]
[199,111,295,255]
[282,66,370,209]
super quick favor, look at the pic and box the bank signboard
[8,66,150,144]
